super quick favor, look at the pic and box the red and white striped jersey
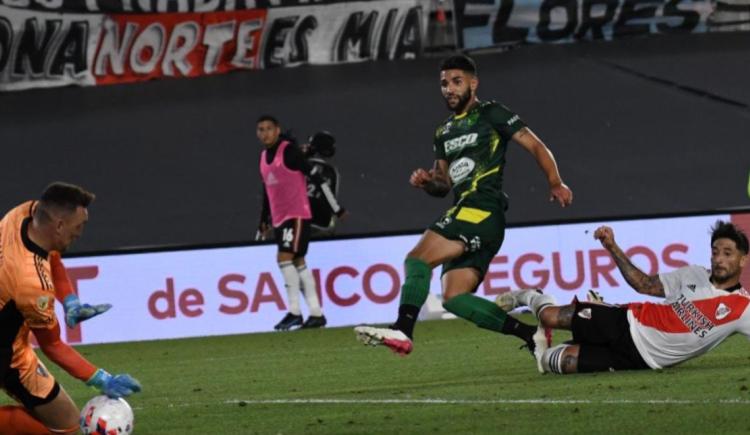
[626,265,750,369]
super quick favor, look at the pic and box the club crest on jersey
[448,157,476,184]
[438,122,453,136]
[687,284,696,292]
[715,303,731,320]
[36,296,50,311]
[577,308,592,319]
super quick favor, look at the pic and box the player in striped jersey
[499,221,749,374]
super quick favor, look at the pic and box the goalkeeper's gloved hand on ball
[87,369,142,398]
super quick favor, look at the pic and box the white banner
[54,212,741,345]
[0,5,103,90]
[0,0,427,90]
[457,0,726,49]
[260,0,426,68]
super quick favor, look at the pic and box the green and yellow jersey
[433,100,525,209]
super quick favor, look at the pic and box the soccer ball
[80,395,134,434]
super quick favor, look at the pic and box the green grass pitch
[4,316,750,434]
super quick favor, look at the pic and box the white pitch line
[131,397,750,411]
[222,398,750,405]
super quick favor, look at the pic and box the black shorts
[571,302,650,373]
[2,367,61,409]
[274,218,311,257]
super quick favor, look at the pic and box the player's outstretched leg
[495,288,555,318]
[354,326,413,355]
[443,292,549,352]
[495,289,556,372]
[63,295,112,329]
[354,258,430,355]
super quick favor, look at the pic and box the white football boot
[354,326,413,356]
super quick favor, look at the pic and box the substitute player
[500,221,749,374]
[355,54,573,362]
[257,115,327,330]
[0,182,141,434]
[300,131,348,237]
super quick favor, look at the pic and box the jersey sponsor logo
[670,294,714,338]
[448,157,476,184]
[444,133,478,154]
[507,115,520,126]
[715,303,731,320]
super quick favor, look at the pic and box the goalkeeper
[0,182,141,434]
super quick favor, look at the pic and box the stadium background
[0,0,748,253]
[1,0,750,432]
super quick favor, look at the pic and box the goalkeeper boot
[354,326,413,356]
[274,313,303,331]
[302,315,327,329]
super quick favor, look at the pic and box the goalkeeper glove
[63,295,112,328]
[87,369,142,398]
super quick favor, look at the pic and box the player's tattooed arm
[423,160,451,197]
[609,243,665,297]
[555,305,576,329]
[594,226,665,297]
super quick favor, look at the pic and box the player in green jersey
[355,54,573,370]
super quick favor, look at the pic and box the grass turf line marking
[130,398,750,411]
[132,398,750,409]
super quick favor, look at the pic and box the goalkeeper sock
[279,261,301,316]
[392,258,432,339]
[297,264,322,317]
[443,293,535,342]
[0,406,50,434]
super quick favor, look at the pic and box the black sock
[392,304,420,339]
[500,316,536,343]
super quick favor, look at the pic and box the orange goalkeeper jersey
[0,201,58,375]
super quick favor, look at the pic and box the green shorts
[428,204,506,280]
